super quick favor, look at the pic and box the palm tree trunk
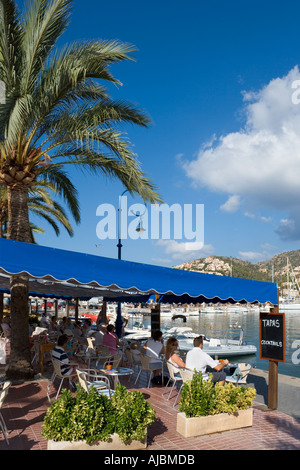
[7,185,32,243]
[8,273,33,379]
[6,185,34,380]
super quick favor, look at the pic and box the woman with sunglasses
[165,337,186,373]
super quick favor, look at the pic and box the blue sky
[23,0,300,266]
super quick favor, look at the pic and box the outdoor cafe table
[99,367,134,388]
[75,351,111,369]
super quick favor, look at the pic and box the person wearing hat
[64,329,78,357]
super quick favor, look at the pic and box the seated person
[73,321,86,344]
[165,337,185,373]
[141,330,165,376]
[103,324,121,355]
[64,329,77,357]
[40,313,49,329]
[93,324,106,347]
[48,316,58,333]
[130,342,141,361]
[82,318,92,338]
[51,333,79,377]
[186,336,229,385]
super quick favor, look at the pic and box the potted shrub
[176,371,256,437]
[42,384,156,450]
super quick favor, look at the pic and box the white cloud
[220,195,240,213]
[238,251,268,262]
[156,240,214,261]
[260,216,272,223]
[182,66,300,240]
[239,242,277,263]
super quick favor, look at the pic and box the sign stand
[268,360,278,410]
[259,298,285,411]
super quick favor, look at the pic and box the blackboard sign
[260,313,285,362]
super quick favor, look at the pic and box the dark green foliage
[179,371,256,418]
[42,384,156,445]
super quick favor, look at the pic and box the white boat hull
[178,339,257,357]
[124,326,257,357]
[163,327,256,357]
[279,302,300,310]
[124,331,151,341]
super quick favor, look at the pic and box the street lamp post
[115,191,146,338]
[115,190,128,338]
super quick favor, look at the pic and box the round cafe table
[99,367,134,388]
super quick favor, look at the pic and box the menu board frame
[259,312,285,363]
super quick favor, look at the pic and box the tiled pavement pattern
[1,363,300,451]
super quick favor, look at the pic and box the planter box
[177,408,253,438]
[47,433,147,450]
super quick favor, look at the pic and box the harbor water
[132,308,300,379]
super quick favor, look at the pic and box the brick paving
[1,364,300,451]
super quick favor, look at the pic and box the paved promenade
[0,364,300,451]
[249,368,300,420]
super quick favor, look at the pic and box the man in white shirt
[186,336,229,385]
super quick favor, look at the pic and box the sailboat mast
[287,257,289,301]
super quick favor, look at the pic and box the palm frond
[28,199,74,236]
[21,0,73,95]
[34,167,80,223]
[0,0,23,89]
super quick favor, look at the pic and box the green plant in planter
[212,381,256,415]
[42,384,156,445]
[179,371,217,417]
[179,371,256,418]
[111,385,156,442]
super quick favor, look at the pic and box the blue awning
[0,238,278,304]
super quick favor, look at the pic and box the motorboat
[162,327,257,358]
[123,321,152,342]
[187,308,199,316]
[279,300,300,310]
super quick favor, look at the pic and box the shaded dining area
[0,238,286,449]
[1,352,300,451]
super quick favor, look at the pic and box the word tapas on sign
[259,312,285,362]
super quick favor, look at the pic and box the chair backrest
[0,381,11,408]
[235,363,252,381]
[131,350,142,365]
[139,353,151,370]
[51,357,64,378]
[87,337,95,351]
[76,368,111,394]
[179,368,194,383]
[76,370,89,392]
[166,361,178,380]
[87,373,110,389]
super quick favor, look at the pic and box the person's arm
[171,352,185,368]
[214,359,229,371]
[141,341,148,354]
[159,337,165,355]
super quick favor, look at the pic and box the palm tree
[0,0,162,379]
[0,170,81,240]
[0,176,80,328]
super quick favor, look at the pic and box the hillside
[173,250,300,288]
